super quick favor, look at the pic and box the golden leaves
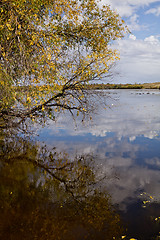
[1,0,127,116]
[27,97,31,103]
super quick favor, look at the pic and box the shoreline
[84,82,160,90]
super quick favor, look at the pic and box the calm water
[1,89,160,239]
[37,89,160,239]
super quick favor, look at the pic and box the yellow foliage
[0,0,127,117]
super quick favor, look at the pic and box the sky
[100,0,160,83]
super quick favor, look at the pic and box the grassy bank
[85,82,160,90]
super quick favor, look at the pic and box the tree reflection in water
[0,132,124,240]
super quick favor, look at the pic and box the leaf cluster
[0,0,128,126]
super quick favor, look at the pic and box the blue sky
[100,0,160,83]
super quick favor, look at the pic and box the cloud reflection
[37,90,160,210]
[39,90,160,140]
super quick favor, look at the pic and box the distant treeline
[84,83,160,90]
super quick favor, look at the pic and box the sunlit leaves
[0,0,127,123]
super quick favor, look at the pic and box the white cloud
[127,14,142,31]
[130,13,139,22]
[117,35,160,57]
[97,1,160,83]
[144,35,160,44]
[113,35,160,83]
[145,6,160,16]
[100,0,160,17]
[100,0,136,17]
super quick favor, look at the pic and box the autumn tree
[0,0,127,127]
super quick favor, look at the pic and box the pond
[1,89,160,240]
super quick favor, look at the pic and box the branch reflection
[0,133,124,240]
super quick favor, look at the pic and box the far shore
[85,82,160,90]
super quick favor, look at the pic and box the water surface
[1,89,160,239]
[37,89,160,239]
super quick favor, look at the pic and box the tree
[0,0,127,127]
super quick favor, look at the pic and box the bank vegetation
[85,82,160,90]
